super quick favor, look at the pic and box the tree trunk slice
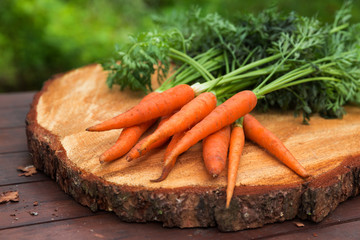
[26,64,360,231]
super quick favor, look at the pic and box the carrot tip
[302,172,311,179]
[150,168,170,183]
[125,155,132,162]
[150,174,167,182]
[86,126,98,131]
[150,177,163,183]
[99,155,106,164]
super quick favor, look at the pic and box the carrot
[164,131,186,159]
[243,114,309,178]
[202,125,231,177]
[86,84,195,131]
[226,122,245,208]
[98,91,160,163]
[137,92,217,155]
[125,115,172,162]
[151,131,186,182]
[99,118,157,163]
[153,90,257,182]
[139,91,160,102]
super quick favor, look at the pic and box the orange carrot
[98,91,159,163]
[99,118,157,163]
[151,131,186,182]
[202,125,231,177]
[226,122,245,208]
[137,92,217,155]
[243,114,309,178]
[125,115,172,162]
[164,131,186,159]
[86,84,195,131]
[153,90,257,182]
[138,91,160,102]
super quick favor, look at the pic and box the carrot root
[87,84,195,131]
[202,125,231,177]
[160,90,257,182]
[226,124,245,208]
[125,115,172,162]
[99,118,157,163]
[138,92,217,155]
[243,114,310,178]
[151,131,186,182]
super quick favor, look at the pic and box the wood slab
[25,64,360,231]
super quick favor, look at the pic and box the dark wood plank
[264,221,360,239]
[0,92,35,109]
[0,152,48,186]
[0,107,29,129]
[1,197,359,240]
[0,181,101,230]
[0,214,248,240]
[0,128,28,154]
[241,196,360,239]
[321,195,360,224]
[2,212,360,240]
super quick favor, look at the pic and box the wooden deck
[0,91,359,239]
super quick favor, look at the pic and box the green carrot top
[102,1,360,122]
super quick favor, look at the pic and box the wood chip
[29,211,38,216]
[33,201,39,206]
[17,165,37,177]
[0,191,19,204]
[94,233,105,239]
[293,221,305,227]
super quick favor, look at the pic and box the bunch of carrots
[87,2,359,207]
[87,84,309,208]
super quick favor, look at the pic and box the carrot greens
[102,1,359,121]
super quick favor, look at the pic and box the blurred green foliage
[0,0,358,92]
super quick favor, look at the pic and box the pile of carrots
[87,83,310,208]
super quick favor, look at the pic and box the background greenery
[0,0,359,92]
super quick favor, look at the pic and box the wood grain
[26,64,360,231]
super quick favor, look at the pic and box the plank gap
[0,150,29,156]
[0,212,110,232]
[0,126,27,130]
[0,179,51,188]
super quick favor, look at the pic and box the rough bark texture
[25,64,360,231]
